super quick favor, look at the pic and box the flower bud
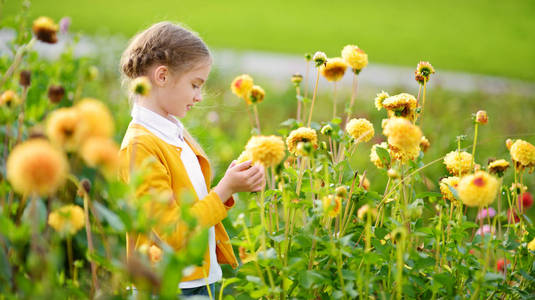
[291,73,303,85]
[47,85,65,103]
[304,53,312,61]
[335,186,348,198]
[248,85,265,104]
[320,124,333,136]
[387,168,400,179]
[475,110,488,124]
[19,70,31,87]
[0,90,22,107]
[86,66,99,81]
[59,17,71,34]
[312,51,327,67]
[130,76,152,97]
[32,16,58,44]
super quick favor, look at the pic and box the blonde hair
[120,21,211,161]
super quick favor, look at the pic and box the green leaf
[93,201,125,231]
[375,146,391,167]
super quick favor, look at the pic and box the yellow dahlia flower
[389,144,420,163]
[286,127,317,156]
[7,139,68,196]
[46,107,83,152]
[346,118,374,143]
[341,45,368,73]
[312,51,327,67]
[443,151,473,176]
[420,136,430,153]
[244,135,285,167]
[231,74,254,100]
[370,142,390,169]
[488,159,510,176]
[335,186,348,198]
[237,150,252,164]
[48,204,85,235]
[528,237,535,251]
[457,171,499,207]
[374,91,389,111]
[32,16,58,44]
[383,117,422,153]
[81,137,119,177]
[320,57,347,82]
[75,98,114,139]
[475,110,488,125]
[0,90,22,107]
[509,139,535,169]
[322,195,341,217]
[248,85,265,104]
[130,76,151,97]
[382,93,418,121]
[439,176,460,202]
[414,61,435,84]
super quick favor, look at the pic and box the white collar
[131,103,184,143]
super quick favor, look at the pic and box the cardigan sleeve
[118,140,231,250]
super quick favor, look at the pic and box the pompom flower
[244,135,285,167]
[509,139,535,170]
[47,85,65,103]
[320,57,347,82]
[286,127,317,156]
[322,195,341,217]
[312,51,327,67]
[439,176,460,202]
[236,151,252,164]
[32,16,59,44]
[7,139,68,196]
[48,205,85,236]
[370,142,390,169]
[475,110,488,125]
[476,207,496,220]
[383,117,422,153]
[46,107,84,152]
[0,90,22,107]
[414,61,435,84]
[488,159,509,176]
[374,91,389,111]
[231,74,254,100]
[382,93,418,121]
[130,76,152,97]
[346,118,374,143]
[457,171,499,207]
[341,45,368,73]
[75,98,114,139]
[248,85,265,104]
[80,137,119,177]
[443,151,473,176]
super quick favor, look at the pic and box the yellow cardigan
[118,123,238,282]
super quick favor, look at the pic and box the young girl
[118,22,265,297]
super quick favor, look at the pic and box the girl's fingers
[234,160,252,171]
[249,171,264,186]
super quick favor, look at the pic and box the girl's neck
[135,99,176,123]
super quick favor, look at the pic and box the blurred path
[2,30,534,96]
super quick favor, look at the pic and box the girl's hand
[213,160,265,202]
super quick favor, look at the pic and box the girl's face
[150,60,211,119]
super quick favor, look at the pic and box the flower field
[1,11,535,300]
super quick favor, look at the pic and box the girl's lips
[186,104,193,111]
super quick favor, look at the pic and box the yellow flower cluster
[81,137,120,178]
[46,107,84,152]
[48,204,85,235]
[382,93,418,122]
[243,135,286,167]
[414,61,435,84]
[249,85,265,104]
[383,117,422,155]
[7,139,69,196]
[457,171,499,207]
[509,139,535,171]
[322,195,341,217]
[488,159,510,176]
[443,151,473,176]
[346,118,374,143]
[230,74,266,105]
[439,176,460,202]
[0,90,22,107]
[341,45,368,73]
[286,127,317,156]
[320,57,347,82]
[374,91,389,111]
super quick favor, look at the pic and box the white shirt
[129,103,222,288]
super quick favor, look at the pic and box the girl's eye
[192,84,199,89]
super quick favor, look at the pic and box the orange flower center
[472,176,486,187]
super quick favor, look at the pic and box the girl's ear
[153,65,169,87]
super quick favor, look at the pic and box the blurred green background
[3,0,535,81]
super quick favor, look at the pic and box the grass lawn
[2,0,535,81]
